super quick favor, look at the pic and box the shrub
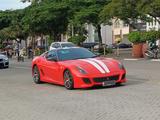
[128,32,141,43]
[146,31,158,42]
[128,31,158,43]
[98,47,113,54]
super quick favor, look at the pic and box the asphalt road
[0,59,160,120]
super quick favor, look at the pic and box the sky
[0,0,31,11]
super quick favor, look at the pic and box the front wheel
[64,70,74,90]
[33,66,42,84]
[144,50,154,59]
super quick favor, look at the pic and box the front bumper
[73,70,126,88]
[0,60,9,68]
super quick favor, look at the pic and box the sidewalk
[103,48,133,60]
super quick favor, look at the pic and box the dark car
[118,43,132,49]
[81,42,98,49]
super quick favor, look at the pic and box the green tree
[23,1,70,42]
[100,0,146,30]
[137,0,160,23]
[0,10,13,30]
[70,0,111,47]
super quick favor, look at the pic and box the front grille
[0,59,3,62]
[0,63,4,67]
[93,75,119,83]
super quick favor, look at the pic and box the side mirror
[46,56,57,62]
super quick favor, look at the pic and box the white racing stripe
[90,58,110,73]
[80,59,105,74]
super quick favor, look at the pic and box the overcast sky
[0,0,31,10]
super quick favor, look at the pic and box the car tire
[5,66,9,68]
[64,70,74,90]
[33,66,42,84]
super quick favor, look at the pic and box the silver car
[0,53,9,68]
[49,42,76,50]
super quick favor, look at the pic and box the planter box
[142,43,148,57]
[132,43,143,58]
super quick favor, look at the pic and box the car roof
[41,47,86,56]
[56,46,80,50]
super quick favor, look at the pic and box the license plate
[102,80,116,87]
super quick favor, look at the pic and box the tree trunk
[97,24,102,48]
[54,33,61,42]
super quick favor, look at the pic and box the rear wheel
[33,66,41,84]
[64,70,74,90]
[5,66,9,68]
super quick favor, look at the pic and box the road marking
[124,58,139,61]
[13,66,31,70]
[124,58,160,62]
[151,59,160,62]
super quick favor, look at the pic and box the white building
[146,17,160,31]
[85,19,130,45]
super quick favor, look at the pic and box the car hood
[0,54,6,59]
[59,57,121,75]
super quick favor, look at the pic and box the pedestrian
[20,48,25,62]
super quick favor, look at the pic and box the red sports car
[32,47,126,89]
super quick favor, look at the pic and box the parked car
[49,42,76,50]
[106,43,117,49]
[118,43,132,49]
[106,43,132,49]
[0,53,9,68]
[32,47,126,90]
[81,42,98,49]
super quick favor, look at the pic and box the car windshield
[61,43,76,48]
[57,48,97,61]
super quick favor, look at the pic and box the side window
[52,43,56,48]
[56,43,61,48]
[46,50,57,59]
[52,43,60,48]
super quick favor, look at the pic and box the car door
[43,50,62,84]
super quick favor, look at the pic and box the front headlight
[76,66,87,74]
[3,57,8,61]
[118,63,125,70]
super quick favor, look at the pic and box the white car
[0,53,9,68]
[49,42,76,50]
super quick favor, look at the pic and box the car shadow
[38,74,149,91]
[78,75,149,91]
[0,67,8,69]
[126,74,149,86]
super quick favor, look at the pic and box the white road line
[124,58,139,61]
[151,59,160,62]
[13,66,31,70]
